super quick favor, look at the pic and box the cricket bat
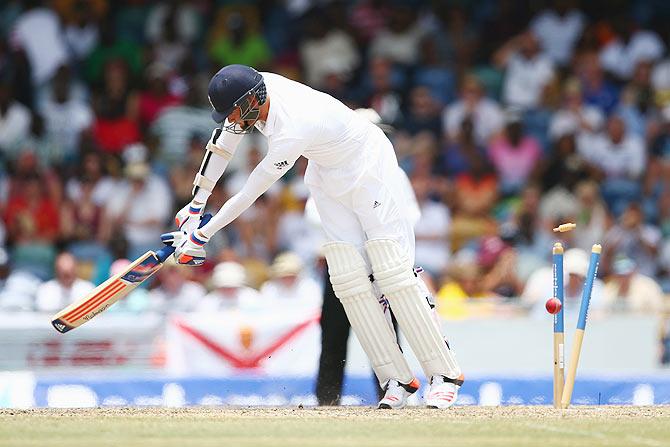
[51,214,211,333]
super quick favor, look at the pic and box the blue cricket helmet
[207,65,267,131]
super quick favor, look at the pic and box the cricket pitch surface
[2,406,669,447]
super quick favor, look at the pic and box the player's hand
[173,229,210,266]
[160,230,186,248]
[174,200,205,234]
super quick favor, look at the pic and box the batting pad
[365,239,461,379]
[323,242,413,387]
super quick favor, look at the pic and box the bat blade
[51,213,211,333]
[51,250,164,333]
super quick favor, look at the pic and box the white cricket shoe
[378,378,420,409]
[425,374,464,409]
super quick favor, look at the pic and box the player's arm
[174,127,244,233]
[200,160,284,237]
[167,145,301,265]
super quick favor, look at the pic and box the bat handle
[157,213,213,263]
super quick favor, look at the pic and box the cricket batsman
[162,65,464,409]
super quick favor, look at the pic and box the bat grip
[157,213,212,263]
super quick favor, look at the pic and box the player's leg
[315,266,350,405]
[310,186,419,409]
[365,222,463,409]
[354,150,464,408]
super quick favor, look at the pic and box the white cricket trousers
[304,126,416,263]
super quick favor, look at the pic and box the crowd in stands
[0,0,669,327]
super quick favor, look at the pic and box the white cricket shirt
[200,72,383,238]
[255,72,371,173]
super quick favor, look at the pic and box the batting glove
[174,200,205,235]
[173,229,210,266]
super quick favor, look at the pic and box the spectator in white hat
[196,261,260,312]
[260,252,321,313]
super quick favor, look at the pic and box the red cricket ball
[545,297,562,314]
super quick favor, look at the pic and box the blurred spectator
[436,255,487,315]
[522,247,605,318]
[260,252,321,312]
[65,150,122,208]
[136,62,182,128]
[34,252,94,312]
[603,203,660,278]
[478,235,522,298]
[4,172,60,245]
[616,63,654,138]
[488,110,542,196]
[300,9,359,89]
[431,5,478,77]
[599,17,664,82]
[495,30,555,110]
[536,135,588,220]
[197,261,261,312]
[649,106,670,184]
[530,0,585,67]
[145,0,200,45]
[413,34,456,106]
[398,85,442,137]
[443,74,503,146]
[580,115,645,214]
[10,0,69,86]
[348,0,390,43]
[84,18,142,83]
[60,175,104,246]
[603,256,665,314]
[449,143,498,252]
[0,268,40,312]
[369,5,423,66]
[572,181,609,253]
[365,57,404,125]
[0,71,31,157]
[151,79,215,165]
[549,77,604,141]
[209,10,271,70]
[148,259,206,313]
[37,65,93,166]
[412,175,450,278]
[0,248,38,311]
[439,116,489,177]
[0,2,21,37]
[169,135,211,208]
[147,8,189,71]
[509,184,546,265]
[576,51,619,115]
[651,57,670,107]
[91,59,140,154]
[16,113,60,170]
[102,162,172,259]
[58,0,105,62]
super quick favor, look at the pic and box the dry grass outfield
[1,406,669,447]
